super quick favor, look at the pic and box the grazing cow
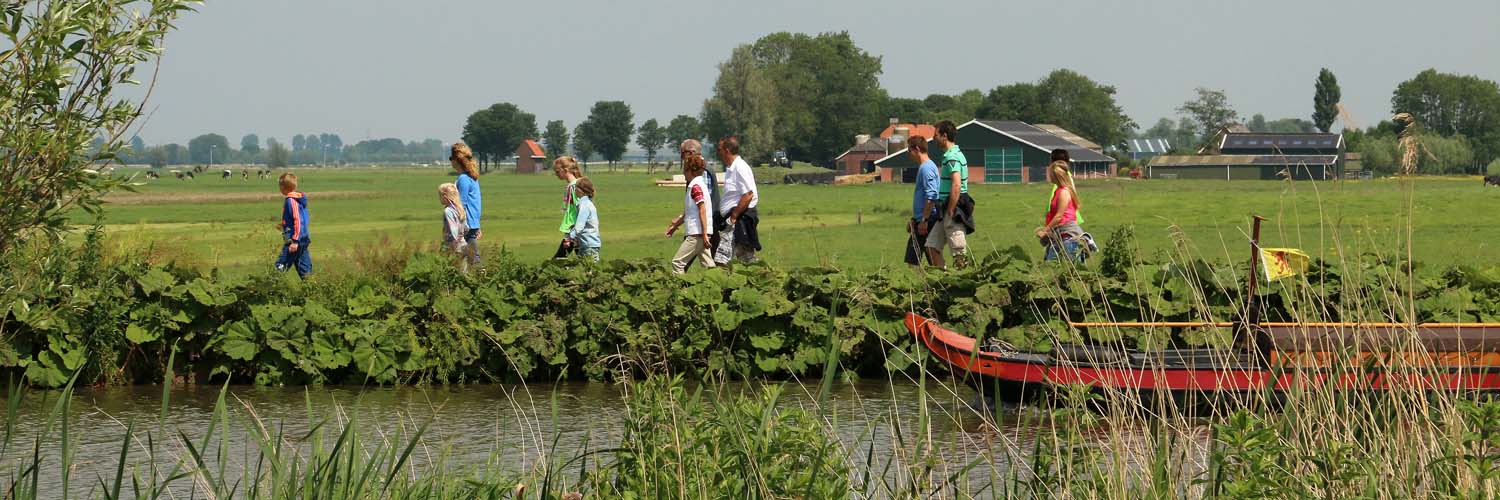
[222,169,232,179]
[241,169,249,180]
[185,171,195,179]
[172,171,184,180]
[1485,175,1500,186]
[145,171,159,179]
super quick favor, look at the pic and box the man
[905,135,939,267]
[715,136,760,263]
[925,120,971,268]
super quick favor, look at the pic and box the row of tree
[461,100,709,171]
[116,133,448,168]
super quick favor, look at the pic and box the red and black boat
[907,216,1500,397]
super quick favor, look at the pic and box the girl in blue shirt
[450,142,483,266]
[564,178,601,261]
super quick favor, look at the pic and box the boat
[906,313,1500,398]
[906,215,1500,398]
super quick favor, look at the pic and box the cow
[145,170,159,179]
[222,169,232,179]
[1485,175,1500,187]
[241,169,249,180]
[185,171,195,179]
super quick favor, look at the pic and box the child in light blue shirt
[565,178,601,261]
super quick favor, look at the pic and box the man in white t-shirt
[714,136,761,263]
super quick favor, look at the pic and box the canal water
[0,379,1143,496]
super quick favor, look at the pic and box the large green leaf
[125,323,158,344]
[215,321,261,361]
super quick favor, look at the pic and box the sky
[134,0,1500,146]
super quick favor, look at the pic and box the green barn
[873,120,1115,184]
[1147,155,1341,180]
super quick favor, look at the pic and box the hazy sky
[135,0,1500,146]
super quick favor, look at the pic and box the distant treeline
[109,133,449,167]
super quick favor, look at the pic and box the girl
[450,142,482,266]
[665,154,715,273]
[552,156,584,258]
[438,182,471,271]
[1037,149,1086,262]
[564,177,601,261]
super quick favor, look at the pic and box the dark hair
[935,121,958,142]
[1050,149,1070,163]
[575,177,595,198]
[906,135,928,154]
[717,136,740,156]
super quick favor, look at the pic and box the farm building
[1125,138,1173,162]
[833,137,888,175]
[1214,131,1344,156]
[1034,124,1102,154]
[1146,154,1341,180]
[873,120,1116,184]
[515,139,547,174]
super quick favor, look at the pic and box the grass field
[85,167,1500,275]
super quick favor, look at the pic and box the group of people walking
[270,123,1086,279]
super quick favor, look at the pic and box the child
[665,154,714,274]
[564,178,601,261]
[274,172,312,277]
[552,156,584,258]
[450,142,482,266]
[438,182,471,271]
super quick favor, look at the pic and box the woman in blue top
[450,142,483,266]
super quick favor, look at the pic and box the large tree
[240,134,261,156]
[542,120,570,159]
[291,134,306,152]
[1391,69,1500,166]
[267,140,289,168]
[188,133,231,164]
[703,31,882,165]
[636,118,666,166]
[572,123,594,168]
[579,100,634,169]
[974,70,1136,147]
[1177,88,1240,146]
[461,102,539,167]
[664,115,703,155]
[1312,68,1341,133]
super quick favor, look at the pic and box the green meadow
[88,166,1500,275]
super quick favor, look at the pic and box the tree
[572,123,594,168]
[292,134,306,152]
[1313,68,1341,133]
[188,134,231,164]
[305,133,323,161]
[1248,113,1268,133]
[1177,88,1240,146]
[268,140,290,168]
[977,82,1045,122]
[147,147,168,168]
[163,143,184,165]
[636,119,666,166]
[129,136,147,161]
[321,133,343,162]
[1391,69,1500,166]
[461,102,539,168]
[701,44,777,162]
[0,0,197,253]
[702,32,883,165]
[579,101,634,170]
[542,120,570,158]
[664,115,703,155]
[974,70,1136,147]
[240,134,262,156]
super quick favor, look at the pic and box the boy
[275,172,312,277]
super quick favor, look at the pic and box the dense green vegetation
[9,223,1500,389]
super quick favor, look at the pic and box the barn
[833,138,888,175]
[872,120,1115,184]
[1147,155,1341,180]
[515,139,547,174]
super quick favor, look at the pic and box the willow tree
[0,0,201,254]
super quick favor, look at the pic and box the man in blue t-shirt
[905,136,939,267]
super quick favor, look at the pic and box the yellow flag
[1261,248,1310,281]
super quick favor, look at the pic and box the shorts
[924,217,967,253]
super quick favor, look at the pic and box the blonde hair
[1050,161,1080,211]
[278,172,298,192]
[450,142,479,180]
[553,156,582,178]
[439,182,467,225]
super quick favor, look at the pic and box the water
[0,379,1086,496]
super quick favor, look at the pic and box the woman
[1037,149,1086,262]
[450,142,482,266]
[551,156,584,258]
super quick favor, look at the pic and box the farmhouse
[1151,130,1346,180]
[833,138,889,176]
[515,139,547,174]
[872,120,1116,184]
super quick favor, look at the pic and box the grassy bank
[87,168,1500,275]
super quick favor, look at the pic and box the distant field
[83,167,1500,275]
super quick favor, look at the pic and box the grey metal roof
[1033,124,1102,151]
[974,120,1115,162]
[833,139,888,161]
[1148,154,1339,167]
[1127,138,1172,154]
[1220,132,1343,151]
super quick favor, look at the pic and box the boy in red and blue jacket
[275,172,312,277]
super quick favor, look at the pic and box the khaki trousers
[671,235,715,274]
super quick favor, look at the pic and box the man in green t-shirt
[924,120,969,268]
